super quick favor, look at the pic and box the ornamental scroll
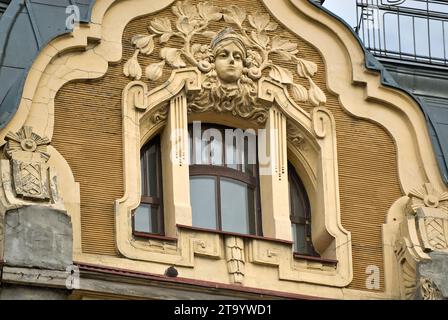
[123,0,327,123]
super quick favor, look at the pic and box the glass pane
[244,139,255,176]
[189,128,193,165]
[190,176,217,229]
[147,144,158,197]
[225,135,239,170]
[140,153,145,195]
[134,204,159,234]
[201,128,223,165]
[289,178,306,219]
[220,178,253,234]
[293,223,306,254]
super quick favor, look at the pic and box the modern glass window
[188,124,261,236]
[134,135,164,235]
[288,162,317,256]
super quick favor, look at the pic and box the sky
[322,0,358,29]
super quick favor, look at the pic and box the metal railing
[356,0,448,67]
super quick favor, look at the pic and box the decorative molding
[272,108,286,181]
[287,122,306,151]
[130,238,178,255]
[394,238,419,299]
[192,237,221,258]
[312,107,332,139]
[225,236,245,284]
[171,92,188,166]
[150,104,169,125]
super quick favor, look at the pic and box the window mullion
[216,176,222,231]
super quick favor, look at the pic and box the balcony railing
[356,0,448,67]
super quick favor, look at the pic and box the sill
[293,253,338,265]
[177,224,293,245]
[133,231,177,242]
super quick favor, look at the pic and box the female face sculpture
[211,31,246,87]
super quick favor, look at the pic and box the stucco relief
[393,182,448,299]
[5,126,51,200]
[1,126,62,207]
[123,1,326,123]
[420,278,444,300]
[407,183,448,252]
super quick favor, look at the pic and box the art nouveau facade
[0,0,447,300]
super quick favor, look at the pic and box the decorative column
[161,91,192,237]
[258,107,292,242]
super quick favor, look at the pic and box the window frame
[132,135,165,237]
[288,162,318,257]
[188,124,263,236]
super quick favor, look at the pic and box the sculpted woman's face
[214,41,244,85]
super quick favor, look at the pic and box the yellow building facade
[0,0,447,300]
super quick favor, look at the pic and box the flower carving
[123,1,327,122]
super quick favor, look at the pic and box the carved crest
[123,1,327,123]
[4,126,51,200]
[406,183,448,252]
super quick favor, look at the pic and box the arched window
[133,135,164,236]
[288,162,317,256]
[188,123,262,236]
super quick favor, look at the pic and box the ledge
[177,224,293,245]
[1,266,70,289]
[74,262,327,300]
[133,231,177,242]
[293,253,338,266]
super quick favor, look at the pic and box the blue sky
[323,0,358,28]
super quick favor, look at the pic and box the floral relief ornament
[123,1,327,122]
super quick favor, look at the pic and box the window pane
[190,176,217,229]
[220,178,252,234]
[134,204,159,234]
[225,136,239,170]
[147,144,158,197]
[141,141,159,197]
[202,128,223,165]
[140,153,145,195]
[289,173,308,220]
[293,223,306,254]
